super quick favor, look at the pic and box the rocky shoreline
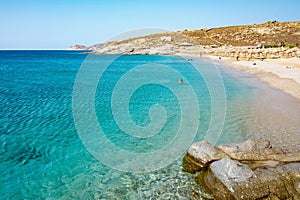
[182,140,300,199]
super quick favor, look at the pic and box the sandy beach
[204,56,300,152]
[208,56,300,100]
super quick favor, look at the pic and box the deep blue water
[0,50,256,199]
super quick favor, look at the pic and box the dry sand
[208,56,300,100]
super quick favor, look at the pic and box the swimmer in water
[178,79,184,84]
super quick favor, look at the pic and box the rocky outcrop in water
[183,140,300,199]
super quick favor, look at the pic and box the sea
[1,50,299,199]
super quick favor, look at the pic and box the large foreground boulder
[183,140,300,173]
[197,158,300,200]
[183,140,300,199]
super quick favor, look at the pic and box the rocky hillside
[93,32,203,55]
[183,21,300,46]
[70,21,300,57]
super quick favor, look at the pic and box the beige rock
[218,140,300,163]
[196,158,300,200]
[218,140,281,160]
[183,140,300,199]
[182,141,228,173]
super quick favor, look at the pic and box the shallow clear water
[0,51,287,199]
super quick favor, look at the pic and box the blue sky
[0,0,299,49]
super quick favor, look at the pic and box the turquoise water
[0,51,256,199]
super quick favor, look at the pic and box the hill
[183,21,300,46]
[69,21,300,58]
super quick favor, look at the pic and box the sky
[0,0,299,49]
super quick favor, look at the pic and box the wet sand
[209,57,300,152]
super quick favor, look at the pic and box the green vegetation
[264,42,299,48]
[280,40,286,47]
[263,44,278,48]
[288,43,298,48]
